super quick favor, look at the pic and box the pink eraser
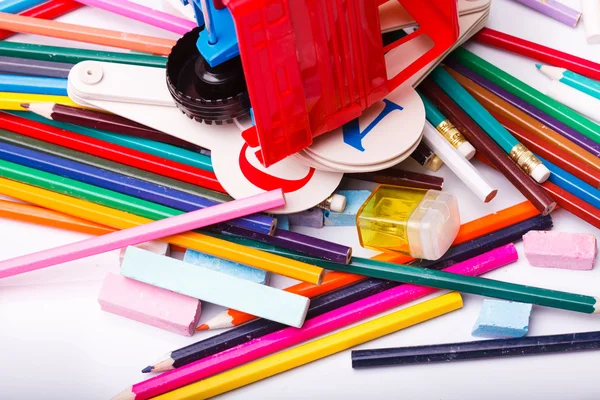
[98,272,201,336]
[523,231,597,270]
[119,241,170,265]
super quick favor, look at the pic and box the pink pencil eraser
[523,231,597,270]
[98,272,201,336]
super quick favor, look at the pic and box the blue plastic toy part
[184,0,240,67]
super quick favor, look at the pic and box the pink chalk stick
[99,273,201,336]
[0,189,284,279]
[127,244,518,400]
[523,231,597,270]
[77,0,197,35]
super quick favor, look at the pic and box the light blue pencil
[0,74,67,96]
[0,0,46,13]
[537,64,600,101]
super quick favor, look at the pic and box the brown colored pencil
[444,67,600,174]
[419,79,556,215]
[495,114,600,189]
[346,169,443,191]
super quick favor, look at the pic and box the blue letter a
[342,99,404,152]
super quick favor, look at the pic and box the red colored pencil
[0,111,226,193]
[542,181,600,229]
[0,0,83,40]
[474,28,600,81]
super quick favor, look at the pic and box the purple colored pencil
[511,0,582,27]
[214,226,352,264]
[448,62,600,158]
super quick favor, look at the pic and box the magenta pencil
[116,243,518,400]
[0,189,284,279]
[76,0,196,35]
[511,0,582,27]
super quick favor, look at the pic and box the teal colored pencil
[537,64,600,102]
[11,112,214,172]
[205,235,600,315]
[429,67,549,182]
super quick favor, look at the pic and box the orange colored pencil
[197,272,366,330]
[0,199,189,251]
[0,12,176,55]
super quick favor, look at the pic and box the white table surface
[1,0,599,399]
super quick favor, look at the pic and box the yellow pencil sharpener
[356,185,460,260]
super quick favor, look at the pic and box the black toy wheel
[166,27,250,125]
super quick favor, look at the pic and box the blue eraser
[472,299,532,339]
[183,249,270,285]
[324,190,371,227]
[276,215,290,231]
[288,208,324,228]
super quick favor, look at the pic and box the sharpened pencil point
[20,103,30,109]
[141,366,153,373]
[196,323,209,331]
[111,387,135,400]
[535,64,542,69]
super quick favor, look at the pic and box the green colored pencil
[451,47,600,145]
[212,235,600,315]
[0,41,166,68]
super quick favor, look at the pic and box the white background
[1,0,599,399]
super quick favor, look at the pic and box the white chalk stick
[582,0,600,44]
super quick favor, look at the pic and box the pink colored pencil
[0,189,284,279]
[115,243,518,400]
[76,0,196,35]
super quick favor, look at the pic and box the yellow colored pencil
[153,293,463,400]
[0,178,324,284]
[0,92,82,110]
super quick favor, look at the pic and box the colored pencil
[451,47,600,144]
[0,41,167,68]
[0,0,47,13]
[0,198,187,252]
[0,145,274,235]
[203,201,540,331]
[218,237,600,315]
[0,12,176,55]
[545,80,600,123]
[0,55,73,79]
[0,189,284,279]
[419,80,556,214]
[144,294,463,400]
[198,272,366,331]
[430,66,550,183]
[146,278,402,373]
[0,111,225,193]
[538,155,600,210]
[17,111,214,172]
[346,169,443,191]
[537,64,600,101]
[0,74,66,96]
[497,114,600,189]
[422,120,498,202]
[25,103,206,153]
[447,62,600,161]
[0,92,80,110]
[509,0,581,27]
[0,0,83,40]
[123,247,514,400]
[0,178,325,284]
[0,126,224,204]
[542,181,600,229]
[409,142,443,171]
[474,27,600,80]
[77,0,196,35]
[351,331,600,368]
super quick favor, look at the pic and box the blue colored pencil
[538,154,600,210]
[0,74,67,96]
[538,64,600,101]
[0,140,273,234]
[0,0,47,13]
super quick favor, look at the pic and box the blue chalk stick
[472,299,532,339]
[277,215,290,231]
[324,190,371,227]
[183,249,269,285]
[288,208,324,228]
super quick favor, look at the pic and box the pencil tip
[141,366,153,373]
[535,64,542,70]
[20,103,30,109]
[196,324,209,331]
